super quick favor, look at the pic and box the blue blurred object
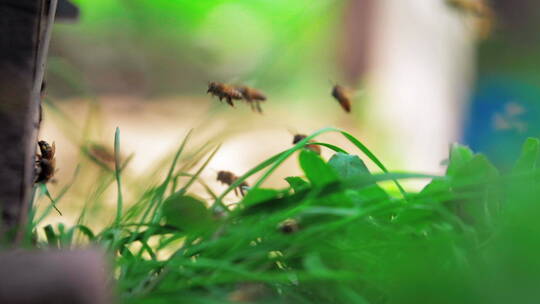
[463,77,540,172]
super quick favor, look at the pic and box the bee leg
[256,102,263,114]
[226,97,234,107]
[233,187,239,196]
[239,186,245,197]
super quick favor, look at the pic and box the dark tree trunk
[0,0,53,241]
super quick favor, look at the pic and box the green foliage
[51,0,340,96]
[513,137,540,173]
[285,176,309,192]
[299,149,338,186]
[162,194,213,233]
[28,129,540,303]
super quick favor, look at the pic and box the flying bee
[331,84,352,113]
[446,0,495,39]
[235,85,267,113]
[446,0,491,17]
[207,82,243,107]
[35,140,56,184]
[85,143,116,170]
[292,134,321,154]
[217,170,249,197]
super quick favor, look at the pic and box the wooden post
[0,4,113,303]
[0,0,55,241]
[0,250,113,304]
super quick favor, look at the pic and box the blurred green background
[49,0,343,98]
[33,3,540,303]
[41,0,540,221]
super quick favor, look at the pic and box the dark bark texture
[0,0,44,239]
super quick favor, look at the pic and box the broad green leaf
[240,192,296,216]
[348,185,389,206]
[420,179,451,197]
[450,154,499,230]
[242,188,283,207]
[446,143,474,177]
[339,130,407,196]
[319,191,355,208]
[162,194,212,233]
[328,153,370,186]
[392,206,437,227]
[513,137,540,174]
[453,154,499,183]
[285,176,310,193]
[508,138,540,210]
[299,149,339,187]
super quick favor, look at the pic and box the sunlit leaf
[162,194,213,233]
[299,149,338,187]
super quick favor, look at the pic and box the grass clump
[27,129,540,303]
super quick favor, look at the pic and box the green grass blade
[309,142,349,153]
[138,129,194,224]
[114,127,124,227]
[339,130,407,197]
[179,144,221,195]
[42,185,62,216]
[34,166,80,225]
[213,150,287,207]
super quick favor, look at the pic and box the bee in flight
[446,0,495,39]
[207,82,243,107]
[216,170,249,197]
[85,142,116,171]
[235,85,267,113]
[446,0,492,17]
[331,84,353,113]
[292,134,321,154]
[35,140,56,184]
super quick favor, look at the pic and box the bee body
[217,170,249,197]
[332,85,352,113]
[207,82,243,107]
[207,82,267,113]
[292,134,321,154]
[446,0,494,39]
[447,0,490,17]
[35,140,56,184]
[236,86,267,113]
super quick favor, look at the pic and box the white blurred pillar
[365,0,476,174]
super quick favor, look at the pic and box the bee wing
[226,97,234,107]
[253,90,266,101]
[287,127,301,136]
[239,186,245,197]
